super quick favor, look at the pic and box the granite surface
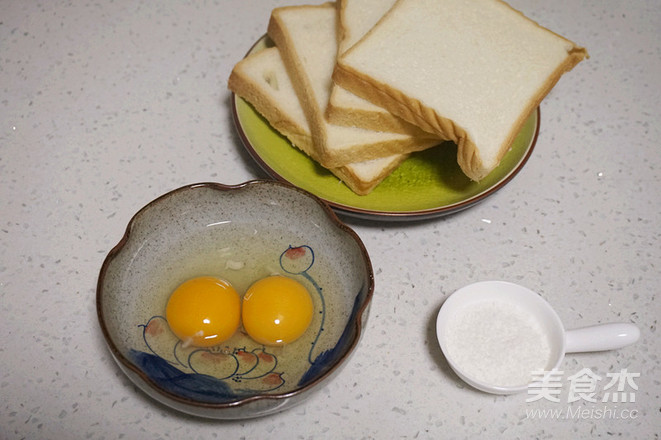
[1,0,659,438]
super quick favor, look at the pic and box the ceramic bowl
[96,181,374,419]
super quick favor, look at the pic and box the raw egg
[165,276,240,347]
[242,275,314,346]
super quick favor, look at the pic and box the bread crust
[325,97,437,136]
[333,155,409,195]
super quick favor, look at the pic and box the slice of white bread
[326,0,428,136]
[229,45,410,195]
[333,0,588,181]
[267,2,439,168]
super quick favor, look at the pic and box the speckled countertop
[1,1,659,438]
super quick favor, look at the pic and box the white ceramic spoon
[436,281,640,395]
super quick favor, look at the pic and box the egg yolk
[165,276,240,348]
[242,275,314,346]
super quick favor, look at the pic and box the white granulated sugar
[444,300,551,387]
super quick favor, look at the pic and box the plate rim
[230,36,540,221]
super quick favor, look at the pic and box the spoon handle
[565,323,640,353]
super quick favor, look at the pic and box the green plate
[231,38,539,221]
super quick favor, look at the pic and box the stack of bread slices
[228,0,587,195]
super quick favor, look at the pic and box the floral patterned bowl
[96,181,374,419]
